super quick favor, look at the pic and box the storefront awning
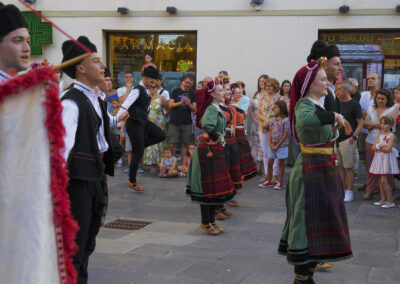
[337,44,384,62]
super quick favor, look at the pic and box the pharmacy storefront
[106,31,197,91]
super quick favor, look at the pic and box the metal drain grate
[104,219,152,231]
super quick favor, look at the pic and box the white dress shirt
[0,70,11,83]
[61,82,110,161]
[117,81,149,117]
[117,86,128,98]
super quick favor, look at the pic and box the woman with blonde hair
[249,74,268,174]
[257,77,280,186]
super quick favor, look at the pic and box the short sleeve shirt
[169,88,196,125]
[269,117,290,147]
[162,156,177,170]
[338,99,363,142]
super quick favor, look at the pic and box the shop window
[319,30,400,90]
[107,32,196,92]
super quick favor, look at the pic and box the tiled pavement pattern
[89,163,400,284]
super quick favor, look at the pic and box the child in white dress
[369,116,399,208]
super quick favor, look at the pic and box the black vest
[324,88,340,113]
[62,88,114,181]
[128,84,151,122]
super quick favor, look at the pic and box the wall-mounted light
[166,7,178,14]
[117,7,129,14]
[339,5,350,13]
[250,0,264,11]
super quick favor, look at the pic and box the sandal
[200,222,220,235]
[362,192,372,200]
[215,212,227,220]
[227,201,241,207]
[211,222,224,232]
[220,208,233,217]
[127,181,144,192]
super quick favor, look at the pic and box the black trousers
[126,119,166,183]
[200,204,217,224]
[68,179,105,284]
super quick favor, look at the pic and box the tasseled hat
[61,36,97,79]
[0,3,28,38]
[289,60,321,142]
[142,66,159,79]
[307,40,340,63]
[195,80,216,129]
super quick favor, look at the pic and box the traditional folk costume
[187,81,236,234]
[118,67,166,191]
[229,92,257,182]
[278,60,352,283]
[61,36,117,284]
[0,4,78,284]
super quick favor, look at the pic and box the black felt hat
[143,66,159,79]
[104,68,111,78]
[307,40,340,63]
[61,36,97,79]
[0,3,28,38]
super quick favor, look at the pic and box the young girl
[260,100,289,190]
[159,147,179,178]
[369,116,399,208]
[178,144,195,177]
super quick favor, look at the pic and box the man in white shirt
[60,36,122,284]
[117,72,134,104]
[0,3,30,83]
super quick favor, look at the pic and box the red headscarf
[195,80,216,129]
[289,60,320,142]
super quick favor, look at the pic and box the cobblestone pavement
[88,163,400,284]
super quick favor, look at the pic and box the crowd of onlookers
[102,63,400,208]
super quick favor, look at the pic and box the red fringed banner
[0,67,78,284]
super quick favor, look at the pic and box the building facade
[12,0,400,94]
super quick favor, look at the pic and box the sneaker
[274,183,283,190]
[138,167,144,173]
[374,201,386,206]
[117,158,123,166]
[344,190,354,202]
[381,203,395,208]
[258,181,274,188]
[124,168,130,173]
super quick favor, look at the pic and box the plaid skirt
[186,138,236,205]
[278,142,352,264]
[224,134,243,189]
[236,130,257,182]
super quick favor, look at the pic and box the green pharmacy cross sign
[22,11,53,56]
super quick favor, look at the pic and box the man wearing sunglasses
[118,66,166,191]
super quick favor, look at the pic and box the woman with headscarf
[278,59,353,284]
[187,80,236,235]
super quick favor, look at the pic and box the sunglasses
[150,86,157,89]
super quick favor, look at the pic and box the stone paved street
[89,163,400,284]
